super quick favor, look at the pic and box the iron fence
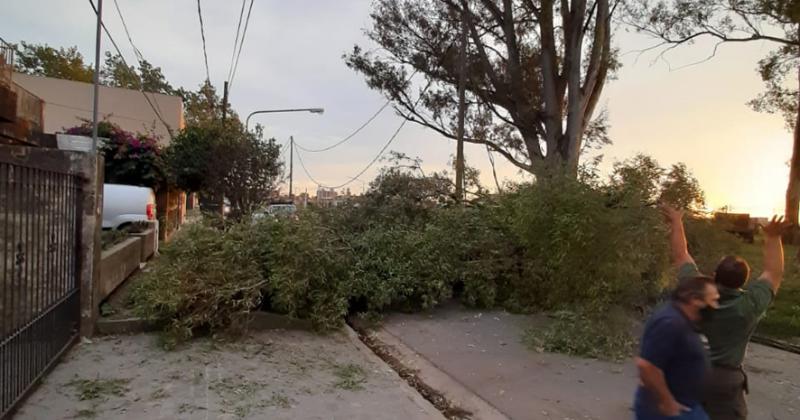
[1,160,82,418]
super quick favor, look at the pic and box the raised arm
[661,204,695,268]
[760,216,792,293]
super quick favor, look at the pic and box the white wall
[11,72,183,144]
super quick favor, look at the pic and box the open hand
[659,203,683,222]
[761,215,792,238]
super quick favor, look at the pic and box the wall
[98,236,142,302]
[11,72,183,144]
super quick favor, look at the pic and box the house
[11,72,183,144]
[5,63,188,240]
[0,43,46,146]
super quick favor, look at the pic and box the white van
[103,184,157,230]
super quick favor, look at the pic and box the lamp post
[245,107,324,131]
[244,107,323,199]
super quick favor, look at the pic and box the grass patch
[100,229,128,250]
[211,376,266,418]
[267,392,293,409]
[73,408,97,419]
[737,242,800,340]
[150,387,168,400]
[66,377,130,401]
[523,309,637,362]
[332,363,368,390]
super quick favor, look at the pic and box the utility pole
[289,136,294,198]
[91,0,103,153]
[218,81,230,218]
[221,81,229,124]
[454,4,468,203]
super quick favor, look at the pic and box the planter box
[99,236,142,301]
[129,227,157,262]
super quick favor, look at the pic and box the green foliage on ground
[66,377,130,401]
[130,222,265,349]
[523,309,638,362]
[131,152,793,355]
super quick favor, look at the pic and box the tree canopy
[13,41,94,83]
[346,0,620,178]
[625,0,800,223]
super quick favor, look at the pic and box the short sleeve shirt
[680,262,775,367]
[634,302,708,416]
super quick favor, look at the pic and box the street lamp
[245,107,325,130]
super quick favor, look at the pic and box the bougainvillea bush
[66,120,170,190]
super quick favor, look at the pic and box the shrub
[66,120,169,190]
[427,204,522,309]
[509,177,669,311]
[684,217,744,275]
[349,224,455,313]
[263,212,354,331]
[130,222,264,348]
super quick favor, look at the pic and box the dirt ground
[381,304,800,420]
[14,330,443,420]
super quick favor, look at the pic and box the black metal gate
[1,157,82,418]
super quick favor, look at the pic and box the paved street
[381,303,800,420]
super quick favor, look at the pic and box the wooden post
[78,154,103,337]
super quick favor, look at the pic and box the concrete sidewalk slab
[381,304,800,420]
[14,329,444,420]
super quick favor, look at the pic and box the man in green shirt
[662,205,791,420]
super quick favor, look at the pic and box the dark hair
[672,275,715,304]
[715,255,750,289]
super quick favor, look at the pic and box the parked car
[252,203,298,222]
[267,203,297,217]
[103,184,157,230]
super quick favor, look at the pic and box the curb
[751,334,800,355]
[348,320,509,420]
[342,325,448,420]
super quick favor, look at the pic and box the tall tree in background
[346,0,619,178]
[626,0,800,224]
[13,41,94,82]
[167,122,282,219]
[102,52,176,95]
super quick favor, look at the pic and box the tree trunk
[786,35,800,244]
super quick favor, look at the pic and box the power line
[295,119,408,190]
[226,0,247,84]
[112,0,144,62]
[294,79,433,190]
[196,0,211,82]
[228,0,254,89]
[88,0,174,139]
[292,69,419,154]
[111,0,167,120]
[294,100,392,153]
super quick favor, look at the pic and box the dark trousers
[702,365,748,420]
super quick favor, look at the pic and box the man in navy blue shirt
[634,273,720,420]
[634,207,719,420]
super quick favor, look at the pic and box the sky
[1,0,792,217]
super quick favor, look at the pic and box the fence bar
[0,154,86,418]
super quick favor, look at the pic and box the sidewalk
[380,303,800,420]
[14,329,443,420]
